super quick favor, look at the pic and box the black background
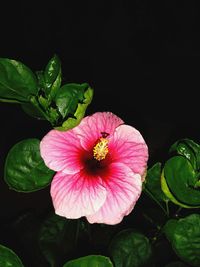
[0,0,200,265]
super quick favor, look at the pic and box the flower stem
[143,188,169,217]
[165,200,169,217]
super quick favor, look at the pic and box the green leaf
[21,95,53,123]
[55,83,86,118]
[0,244,24,267]
[163,156,200,207]
[163,214,200,267]
[49,107,60,123]
[63,255,114,267]
[144,162,168,202]
[38,213,80,267]
[0,58,38,102]
[161,171,192,208]
[44,54,61,99]
[162,219,177,241]
[108,229,152,267]
[38,95,49,110]
[169,139,200,171]
[55,85,93,131]
[4,138,54,192]
[21,102,46,120]
[36,70,45,90]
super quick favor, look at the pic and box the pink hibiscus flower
[40,112,148,225]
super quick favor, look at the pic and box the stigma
[93,137,109,161]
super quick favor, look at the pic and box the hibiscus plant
[0,55,200,267]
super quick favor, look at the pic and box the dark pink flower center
[80,143,112,177]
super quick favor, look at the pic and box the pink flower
[40,112,148,225]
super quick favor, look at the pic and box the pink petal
[109,125,148,176]
[51,171,107,219]
[74,112,124,150]
[86,162,142,225]
[40,129,84,174]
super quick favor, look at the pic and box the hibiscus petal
[51,171,107,219]
[86,162,142,225]
[109,124,148,176]
[74,112,124,150]
[40,129,84,174]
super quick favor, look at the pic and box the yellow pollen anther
[93,137,109,161]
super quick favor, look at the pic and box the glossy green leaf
[21,102,46,120]
[144,162,168,202]
[0,244,24,267]
[0,58,38,102]
[163,214,200,267]
[55,85,93,131]
[38,95,49,109]
[108,229,152,267]
[38,213,79,267]
[55,83,87,118]
[169,139,200,171]
[63,255,114,267]
[21,95,52,123]
[36,70,45,90]
[161,171,192,208]
[44,54,61,99]
[163,156,200,207]
[4,138,54,192]
[21,55,61,121]
[49,106,60,123]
